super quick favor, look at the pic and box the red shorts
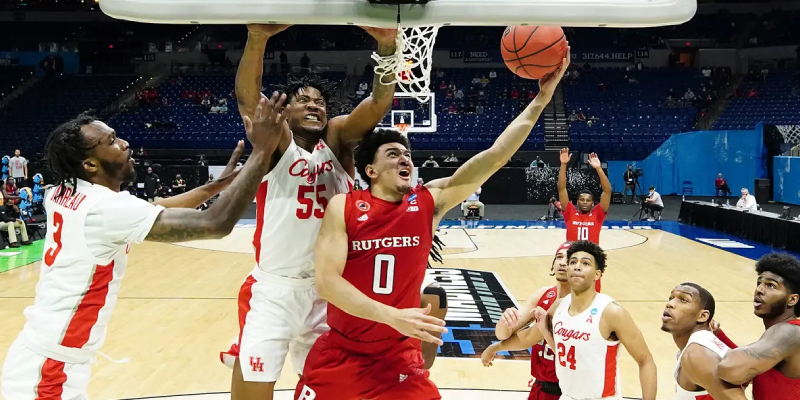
[295,331,441,400]
[528,382,561,400]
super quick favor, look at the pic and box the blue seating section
[0,65,34,99]
[0,75,139,154]
[563,67,703,160]
[109,72,346,149]
[714,71,800,130]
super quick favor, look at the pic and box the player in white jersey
[0,95,287,400]
[661,283,747,400]
[223,24,407,400]
[482,240,657,400]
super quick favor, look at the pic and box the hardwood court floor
[0,226,763,400]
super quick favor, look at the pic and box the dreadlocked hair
[277,74,339,112]
[354,128,410,188]
[428,234,446,268]
[44,111,98,197]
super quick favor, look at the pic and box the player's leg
[374,339,441,400]
[420,283,448,369]
[293,334,360,400]
[528,382,562,400]
[230,274,293,400]
[1,339,91,400]
[290,286,329,378]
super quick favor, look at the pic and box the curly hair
[276,74,339,112]
[43,111,99,197]
[756,253,800,316]
[566,240,608,272]
[354,128,410,188]
[678,282,716,324]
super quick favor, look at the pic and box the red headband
[556,242,572,255]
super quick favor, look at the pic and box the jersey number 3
[296,184,328,220]
[372,254,395,295]
[557,343,577,370]
[44,211,64,267]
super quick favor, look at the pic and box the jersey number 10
[577,227,590,241]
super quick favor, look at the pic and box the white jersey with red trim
[19,179,164,362]
[253,138,352,278]
[674,330,730,400]
[552,293,621,400]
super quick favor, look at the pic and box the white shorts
[224,267,327,382]
[1,339,91,400]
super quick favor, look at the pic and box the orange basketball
[501,25,568,80]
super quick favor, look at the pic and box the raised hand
[247,24,291,37]
[213,140,245,185]
[242,91,288,156]
[536,46,571,102]
[559,148,572,164]
[587,152,602,169]
[361,26,399,46]
[500,307,522,328]
[386,303,447,345]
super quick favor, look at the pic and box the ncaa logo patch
[408,194,418,204]
[590,308,598,316]
[356,200,370,212]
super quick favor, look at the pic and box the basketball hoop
[395,123,410,135]
[372,25,441,104]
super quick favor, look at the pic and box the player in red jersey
[557,149,611,292]
[490,242,572,400]
[716,253,800,399]
[295,50,570,400]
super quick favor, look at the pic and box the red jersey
[530,286,559,384]
[563,202,606,244]
[752,319,800,400]
[327,186,434,353]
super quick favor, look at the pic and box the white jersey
[552,293,621,400]
[19,179,163,363]
[253,138,352,278]
[674,330,730,400]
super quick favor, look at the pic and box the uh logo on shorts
[249,356,264,372]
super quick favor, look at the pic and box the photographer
[547,197,563,219]
[623,165,638,204]
[642,186,663,220]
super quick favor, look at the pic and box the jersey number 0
[372,254,395,294]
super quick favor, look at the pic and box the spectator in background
[489,70,497,79]
[747,87,759,98]
[642,186,664,220]
[530,156,545,168]
[568,110,578,122]
[454,88,464,99]
[475,104,484,115]
[300,53,311,73]
[547,196,563,220]
[684,88,696,102]
[0,206,30,248]
[172,174,186,195]
[422,156,439,168]
[736,188,758,210]
[2,178,19,208]
[9,149,27,187]
[444,153,458,163]
[124,182,137,196]
[206,174,215,184]
[144,167,160,202]
[623,165,637,204]
[461,187,484,219]
[480,75,489,86]
[471,76,481,85]
[715,173,731,197]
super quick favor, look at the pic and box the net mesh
[777,125,800,144]
[372,25,441,104]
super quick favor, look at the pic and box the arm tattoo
[371,42,398,100]
[146,208,221,243]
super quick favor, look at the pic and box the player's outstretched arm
[680,344,748,400]
[328,27,398,142]
[145,94,286,242]
[236,24,289,120]
[606,303,657,400]
[427,49,570,217]
[718,322,800,385]
[588,152,612,212]
[153,140,244,209]
[557,148,571,207]
[483,316,548,367]
[495,286,548,340]
[314,194,447,344]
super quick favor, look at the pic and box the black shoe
[9,242,20,248]
[21,240,32,246]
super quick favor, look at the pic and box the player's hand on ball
[361,26,399,46]
[243,91,288,156]
[536,46,570,102]
[247,24,291,37]
[559,148,572,164]
[500,307,522,328]
[481,343,499,367]
[388,303,447,345]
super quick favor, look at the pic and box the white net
[371,25,441,104]
[777,125,800,145]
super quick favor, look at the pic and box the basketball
[501,25,568,80]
